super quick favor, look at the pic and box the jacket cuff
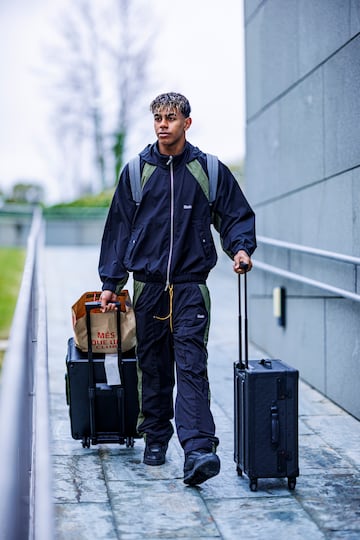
[102,280,118,293]
[102,273,129,295]
[115,278,128,294]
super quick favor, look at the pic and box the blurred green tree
[7,182,45,205]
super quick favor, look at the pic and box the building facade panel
[245,103,280,203]
[324,36,360,177]
[244,0,264,23]
[298,0,351,77]
[246,67,324,205]
[245,0,299,118]
[253,169,354,253]
[326,299,360,418]
[249,292,326,392]
[350,0,360,36]
[278,69,324,195]
[353,169,360,260]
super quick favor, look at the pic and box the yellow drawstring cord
[154,284,174,332]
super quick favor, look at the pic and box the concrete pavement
[45,246,360,540]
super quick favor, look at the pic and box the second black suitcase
[233,271,299,491]
[65,301,140,448]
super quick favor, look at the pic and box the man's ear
[184,117,192,131]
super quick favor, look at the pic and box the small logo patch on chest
[183,204,192,210]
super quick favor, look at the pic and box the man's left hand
[233,250,252,274]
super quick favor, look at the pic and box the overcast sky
[0,0,245,202]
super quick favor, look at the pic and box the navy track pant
[133,281,219,454]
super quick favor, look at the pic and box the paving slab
[55,503,117,540]
[206,497,325,540]
[45,247,360,540]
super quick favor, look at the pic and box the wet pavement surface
[45,246,360,540]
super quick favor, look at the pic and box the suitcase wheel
[288,477,296,490]
[249,478,258,492]
[236,466,243,477]
[82,436,91,449]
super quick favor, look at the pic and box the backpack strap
[186,154,219,203]
[128,153,218,204]
[128,156,156,204]
[128,155,142,204]
[206,153,219,203]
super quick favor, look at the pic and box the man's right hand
[100,290,118,312]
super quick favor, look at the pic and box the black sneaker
[183,450,220,485]
[143,442,168,466]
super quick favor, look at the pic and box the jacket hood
[139,141,203,167]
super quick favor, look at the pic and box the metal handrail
[254,236,360,303]
[257,235,360,265]
[0,208,54,540]
[253,260,360,303]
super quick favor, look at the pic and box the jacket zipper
[165,156,174,290]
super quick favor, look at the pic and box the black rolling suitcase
[65,301,140,448]
[234,271,299,491]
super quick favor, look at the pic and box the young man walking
[99,92,256,485]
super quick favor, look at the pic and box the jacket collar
[140,141,202,167]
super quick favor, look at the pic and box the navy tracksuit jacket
[99,141,256,454]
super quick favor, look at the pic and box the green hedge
[0,247,25,338]
[0,247,25,369]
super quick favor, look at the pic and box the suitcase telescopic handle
[85,300,121,309]
[238,263,249,370]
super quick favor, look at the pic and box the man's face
[153,107,192,154]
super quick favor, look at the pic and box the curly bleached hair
[150,92,191,118]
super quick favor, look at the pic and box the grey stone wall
[244,0,360,418]
[0,210,107,247]
[45,216,107,246]
[0,208,33,246]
